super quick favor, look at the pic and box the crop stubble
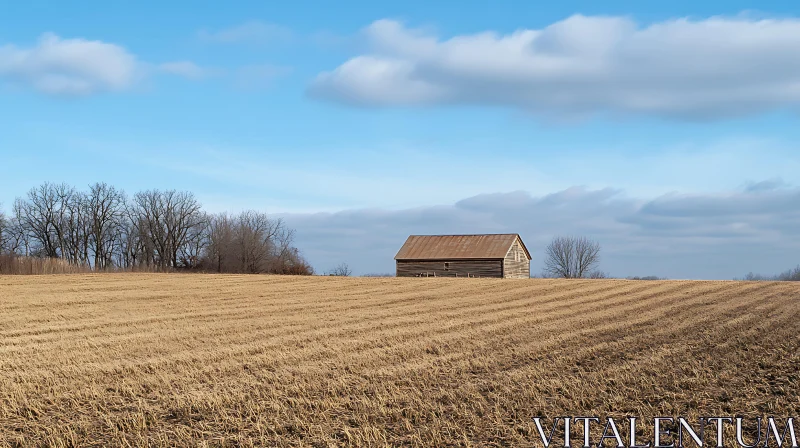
[0,274,798,446]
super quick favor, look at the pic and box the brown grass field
[1,274,799,447]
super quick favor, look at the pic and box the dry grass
[0,256,91,275]
[0,274,798,447]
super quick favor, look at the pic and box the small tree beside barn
[394,234,531,278]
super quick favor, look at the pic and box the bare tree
[177,212,209,269]
[118,214,153,269]
[0,206,6,253]
[12,183,125,268]
[327,263,352,277]
[128,189,206,269]
[268,221,301,274]
[60,190,92,266]
[206,213,235,273]
[543,236,601,278]
[86,182,126,270]
[236,210,277,273]
[14,182,74,258]
[166,191,206,268]
[4,217,29,256]
[128,190,168,268]
[0,207,15,256]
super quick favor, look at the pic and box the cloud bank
[281,183,800,279]
[309,15,800,119]
[0,33,206,96]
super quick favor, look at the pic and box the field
[1,274,799,447]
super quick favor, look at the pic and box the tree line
[0,182,313,274]
[738,266,800,281]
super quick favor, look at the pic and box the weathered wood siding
[396,259,503,278]
[502,238,530,278]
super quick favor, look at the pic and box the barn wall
[396,259,503,278]
[502,238,530,278]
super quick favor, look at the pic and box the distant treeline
[737,266,800,281]
[0,182,313,275]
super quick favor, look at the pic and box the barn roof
[394,234,531,260]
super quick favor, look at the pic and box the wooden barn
[394,234,531,278]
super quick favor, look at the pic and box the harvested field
[1,274,799,447]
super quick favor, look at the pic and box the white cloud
[0,33,211,96]
[198,21,293,44]
[0,33,139,95]
[309,15,800,119]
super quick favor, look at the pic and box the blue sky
[2,1,800,278]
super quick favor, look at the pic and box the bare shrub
[204,211,312,275]
[326,263,352,276]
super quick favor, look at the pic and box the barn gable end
[501,236,531,279]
